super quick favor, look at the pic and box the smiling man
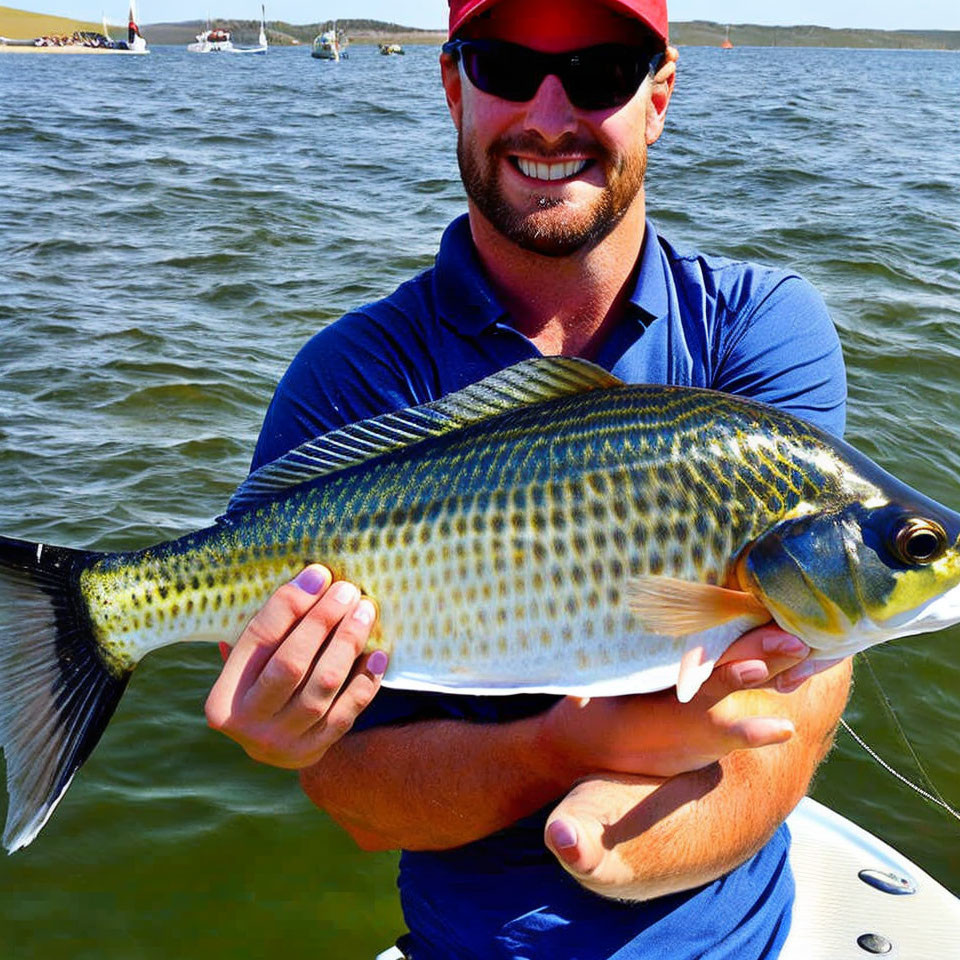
[205,1,852,957]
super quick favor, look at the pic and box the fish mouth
[879,580,960,640]
[510,156,594,182]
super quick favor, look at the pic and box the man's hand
[205,565,387,769]
[537,625,822,780]
[541,648,853,902]
[295,624,848,860]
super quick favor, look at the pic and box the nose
[522,73,578,142]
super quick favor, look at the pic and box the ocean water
[0,42,958,957]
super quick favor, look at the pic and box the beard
[457,129,646,258]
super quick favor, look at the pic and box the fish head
[737,494,960,659]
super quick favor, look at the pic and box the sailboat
[720,25,734,49]
[188,5,267,54]
[1,1,148,54]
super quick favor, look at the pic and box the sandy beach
[0,42,146,53]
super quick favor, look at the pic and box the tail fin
[0,536,130,852]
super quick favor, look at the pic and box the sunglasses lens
[454,42,659,111]
[461,46,541,102]
[564,47,651,110]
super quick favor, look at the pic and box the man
[205,0,852,956]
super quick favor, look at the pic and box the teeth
[516,158,588,181]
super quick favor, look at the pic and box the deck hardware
[857,933,893,954]
[857,868,917,895]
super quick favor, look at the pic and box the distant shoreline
[1,7,957,51]
[137,18,960,51]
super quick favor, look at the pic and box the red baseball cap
[448,0,668,43]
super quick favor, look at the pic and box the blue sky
[26,1,960,32]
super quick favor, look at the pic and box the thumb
[545,814,604,877]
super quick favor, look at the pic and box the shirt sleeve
[713,274,847,439]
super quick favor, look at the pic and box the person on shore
[205,1,852,956]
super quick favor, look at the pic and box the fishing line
[840,650,960,824]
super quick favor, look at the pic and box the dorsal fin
[225,357,622,514]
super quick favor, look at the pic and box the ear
[645,45,678,146]
[440,52,464,131]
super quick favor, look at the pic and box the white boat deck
[782,796,959,958]
[375,797,959,958]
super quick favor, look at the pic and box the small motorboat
[312,23,348,61]
[187,27,234,53]
[378,43,404,55]
[188,6,267,55]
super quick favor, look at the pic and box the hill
[0,4,101,38]
[141,19,445,47]
[2,8,958,50]
[672,20,960,49]
[141,17,960,50]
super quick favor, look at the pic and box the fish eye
[892,517,948,565]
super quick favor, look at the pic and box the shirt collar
[627,219,669,324]
[434,214,669,336]
[434,215,508,335]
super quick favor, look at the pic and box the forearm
[553,659,852,901]
[299,713,579,851]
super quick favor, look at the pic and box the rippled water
[1,44,959,956]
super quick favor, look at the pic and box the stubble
[458,129,647,258]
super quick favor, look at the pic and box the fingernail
[332,581,359,604]
[733,662,768,687]
[368,650,388,676]
[547,820,578,850]
[352,599,376,625]
[763,632,808,657]
[294,567,329,594]
[778,660,815,692]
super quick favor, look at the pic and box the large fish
[2,357,960,852]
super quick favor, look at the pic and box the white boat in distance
[312,22,348,60]
[188,5,267,54]
[1,1,148,54]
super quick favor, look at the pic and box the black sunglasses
[442,38,665,112]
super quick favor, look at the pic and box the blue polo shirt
[251,215,846,960]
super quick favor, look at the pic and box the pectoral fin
[627,576,770,637]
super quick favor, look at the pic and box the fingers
[205,566,387,769]
[273,590,376,733]
[545,817,597,874]
[721,716,795,751]
[241,579,363,720]
[543,777,651,889]
[775,656,847,694]
[208,564,333,719]
[300,649,388,750]
[704,625,810,697]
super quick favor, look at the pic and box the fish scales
[6,356,960,851]
[84,385,837,691]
